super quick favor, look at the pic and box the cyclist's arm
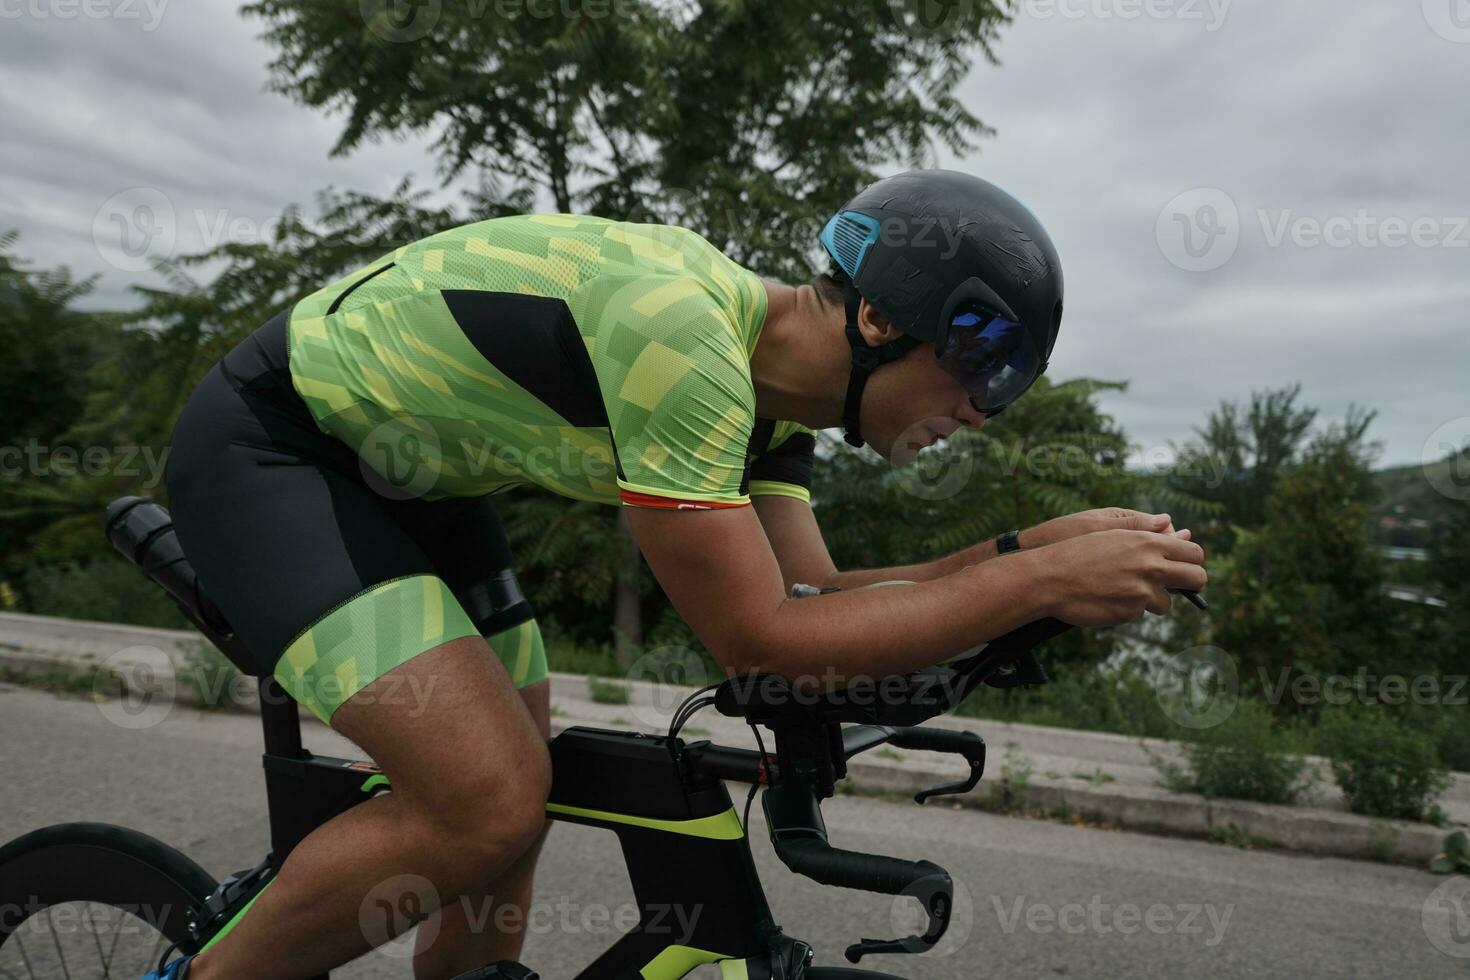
[627,504,1052,680]
[752,494,1001,591]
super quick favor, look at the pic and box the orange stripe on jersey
[620,490,748,511]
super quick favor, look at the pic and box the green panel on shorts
[275,574,479,724]
[485,617,548,688]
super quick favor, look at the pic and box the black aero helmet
[819,170,1064,447]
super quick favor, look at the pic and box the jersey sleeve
[748,420,816,503]
[585,276,758,510]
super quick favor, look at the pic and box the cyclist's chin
[884,419,947,467]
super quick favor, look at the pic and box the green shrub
[1316,707,1450,821]
[1432,831,1470,875]
[1158,700,1313,804]
[959,662,1176,739]
[22,558,186,629]
[587,676,631,705]
[180,641,242,710]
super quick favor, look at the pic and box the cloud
[0,0,1461,465]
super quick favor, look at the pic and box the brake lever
[885,727,987,804]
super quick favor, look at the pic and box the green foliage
[814,377,1168,670]
[21,558,187,630]
[181,641,243,711]
[1431,831,1470,874]
[1158,700,1314,805]
[1316,707,1450,822]
[242,0,1010,280]
[989,741,1035,813]
[587,676,632,705]
[958,660,1178,739]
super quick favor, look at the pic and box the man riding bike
[150,170,1207,979]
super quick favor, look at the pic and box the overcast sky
[2,0,1465,468]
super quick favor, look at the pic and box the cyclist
[150,170,1206,979]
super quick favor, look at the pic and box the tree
[1167,384,1317,554]
[237,0,1014,655]
[0,234,117,583]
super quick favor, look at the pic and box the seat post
[258,677,306,759]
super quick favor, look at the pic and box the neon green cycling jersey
[287,213,815,508]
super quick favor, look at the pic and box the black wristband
[996,529,1022,555]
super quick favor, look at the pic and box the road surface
[1,683,1465,979]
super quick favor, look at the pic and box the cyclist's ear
[855,298,902,347]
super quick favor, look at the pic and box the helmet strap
[840,280,918,448]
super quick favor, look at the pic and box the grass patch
[1153,700,1315,805]
[587,676,631,705]
[1315,706,1450,822]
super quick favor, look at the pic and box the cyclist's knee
[415,747,550,887]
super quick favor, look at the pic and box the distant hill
[1372,452,1466,548]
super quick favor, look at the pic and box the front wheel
[0,822,217,978]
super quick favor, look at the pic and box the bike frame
[219,676,814,980]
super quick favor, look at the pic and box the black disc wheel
[0,823,217,979]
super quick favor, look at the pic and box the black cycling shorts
[165,311,547,723]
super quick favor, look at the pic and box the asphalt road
[1,683,1466,980]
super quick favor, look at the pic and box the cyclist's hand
[1023,508,1178,549]
[1034,528,1207,627]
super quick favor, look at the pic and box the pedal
[450,962,538,980]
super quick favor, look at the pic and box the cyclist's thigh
[167,317,483,725]
[387,494,549,691]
